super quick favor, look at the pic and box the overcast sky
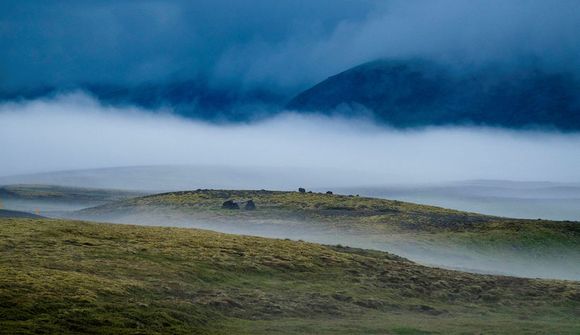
[2,0,580,92]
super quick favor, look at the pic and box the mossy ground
[1,218,579,334]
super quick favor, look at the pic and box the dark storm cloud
[0,0,378,91]
[1,0,579,92]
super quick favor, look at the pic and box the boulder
[244,200,256,210]
[326,191,333,195]
[222,200,240,209]
[298,188,306,193]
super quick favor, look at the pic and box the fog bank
[1,93,580,184]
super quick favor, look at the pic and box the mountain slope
[1,218,579,334]
[287,59,580,130]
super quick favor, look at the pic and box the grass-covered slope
[1,218,579,334]
[80,190,580,255]
[0,184,144,202]
[80,189,579,231]
[0,184,146,216]
[77,190,580,280]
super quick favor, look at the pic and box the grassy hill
[76,190,580,280]
[1,217,579,334]
[0,184,144,202]
[0,184,146,215]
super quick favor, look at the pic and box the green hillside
[1,217,579,334]
[0,184,144,202]
[76,190,580,279]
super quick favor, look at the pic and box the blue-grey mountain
[288,60,580,130]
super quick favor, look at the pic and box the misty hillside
[74,189,580,280]
[288,59,580,130]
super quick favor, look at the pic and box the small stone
[244,199,256,210]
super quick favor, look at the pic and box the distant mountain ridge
[3,59,580,129]
[0,80,287,122]
[287,59,580,130]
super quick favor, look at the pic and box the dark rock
[298,188,306,193]
[244,199,256,210]
[326,191,333,195]
[222,200,240,209]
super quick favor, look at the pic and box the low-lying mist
[2,92,580,185]
[69,209,580,281]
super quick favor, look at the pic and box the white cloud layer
[1,93,580,183]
